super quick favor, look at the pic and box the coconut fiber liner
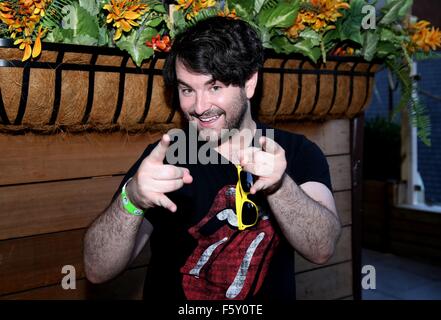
[0,42,380,134]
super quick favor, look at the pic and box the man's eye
[211,85,221,92]
[180,88,193,95]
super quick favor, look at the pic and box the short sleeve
[287,137,332,192]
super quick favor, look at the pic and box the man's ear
[245,72,259,99]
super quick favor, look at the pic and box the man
[84,16,341,301]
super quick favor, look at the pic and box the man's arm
[240,136,341,265]
[84,134,192,284]
[83,192,146,284]
[266,175,341,264]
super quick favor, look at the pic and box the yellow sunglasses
[235,165,259,231]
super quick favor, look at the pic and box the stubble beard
[188,90,249,143]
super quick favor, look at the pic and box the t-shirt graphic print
[180,184,280,300]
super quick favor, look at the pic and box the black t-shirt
[113,123,332,302]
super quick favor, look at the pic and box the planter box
[0,39,380,133]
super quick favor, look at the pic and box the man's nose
[194,92,211,115]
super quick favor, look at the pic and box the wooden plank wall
[0,119,353,300]
[363,180,441,265]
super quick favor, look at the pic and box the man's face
[175,60,249,141]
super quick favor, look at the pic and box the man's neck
[215,116,256,165]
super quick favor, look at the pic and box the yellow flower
[315,0,350,23]
[412,27,441,53]
[218,6,237,19]
[286,15,306,38]
[176,0,196,11]
[287,0,350,37]
[14,37,33,61]
[176,0,216,20]
[32,26,46,58]
[19,0,49,18]
[104,0,148,41]
[409,20,441,53]
[12,25,46,61]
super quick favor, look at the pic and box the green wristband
[121,178,144,216]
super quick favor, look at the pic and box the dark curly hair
[163,16,264,88]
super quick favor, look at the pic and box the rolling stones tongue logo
[180,185,280,300]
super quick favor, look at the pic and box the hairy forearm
[83,196,144,284]
[266,174,341,264]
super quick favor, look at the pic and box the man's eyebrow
[176,78,216,88]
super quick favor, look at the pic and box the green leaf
[40,0,75,31]
[379,0,412,25]
[376,41,398,57]
[272,37,321,62]
[270,36,297,53]
[259,27,273,48]
[171,9,186,35]
[299,29,321,47]
[79,0,99,16]
[337,0,364,44]
[71,34,99,46]
[98,26,110,46]
[62,3,100,41]
[322,29,339,51]
[229,0,254,20]
[323,29,339,44]
[45,28,73,43]
[253,0,266,15]
[145,16,163,28]
[152,3,167,14]
[257,1,299,29]
[291,41,321,63]
[380,28,397,42]
[362,31,379,61]
[116,27,157,66]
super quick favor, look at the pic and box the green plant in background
[1,0,440,145]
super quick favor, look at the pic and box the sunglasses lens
[242,201,258,225]
[239,170,252,192]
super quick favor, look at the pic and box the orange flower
[3,0,50,61]
[286,15,306,38]
[176,0,216,20]
[287,0,350,37]
[0,2,15,25]
[176,0,196,11]
[316,0,350,23]
[332,46,354,56]
[103,0,148,41]
[14,37,33,61]
[146,34,171,52]
[409,20,441,53]
[13,26,46,61]
[32,25,46,58]
[218,6,237,19]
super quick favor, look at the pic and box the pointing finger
[260,136,281,155]
[149,134,171,163]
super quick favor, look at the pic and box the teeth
[199,115,219,122]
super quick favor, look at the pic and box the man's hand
[239,136,287,195]
[127,134,193,212]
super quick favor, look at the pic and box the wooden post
[351,114,364,300]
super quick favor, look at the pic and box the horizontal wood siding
[0,119,354,299]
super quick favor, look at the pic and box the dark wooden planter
[0,39,381,133]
